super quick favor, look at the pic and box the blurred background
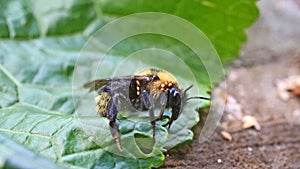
[164,0,300,168]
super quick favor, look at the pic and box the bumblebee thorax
[137,68,179,93]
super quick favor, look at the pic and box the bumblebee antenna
[184,85,210,101]
[187,96,210,101]
[183,85,194,95]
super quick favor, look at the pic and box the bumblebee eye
[170,88,180,97]
[152,75,160,81]
[174,91,180,97]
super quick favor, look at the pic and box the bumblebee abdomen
[95,92,112,117]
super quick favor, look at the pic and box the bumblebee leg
[167,108,180,129]
[141,90,156,140]
[98,85,109,94]
[107,94,123,152]
[168,89,181,129]
[168,105,181,129]
[156,91,168,121]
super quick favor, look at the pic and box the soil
[161,1,300,168]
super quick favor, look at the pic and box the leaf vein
[0,128,51,139]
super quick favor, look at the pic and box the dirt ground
[162,1,300,168]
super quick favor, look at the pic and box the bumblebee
[84,68,209,151]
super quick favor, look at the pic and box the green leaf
[0,0,97,38]
[92,0,259,62]
[0,65,19,108]
[0,37,166,168]
[0,134,65,169]
[20,84,74,115]
[0,0,258,168]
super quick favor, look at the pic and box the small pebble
[217,159,222,163]
[221,131,232,141]
[242,115,261,131]
[247,147,253,152]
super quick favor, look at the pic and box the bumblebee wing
[83,78,112,91]
[83,75,146,91]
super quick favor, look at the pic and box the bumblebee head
[137,68,180,93]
